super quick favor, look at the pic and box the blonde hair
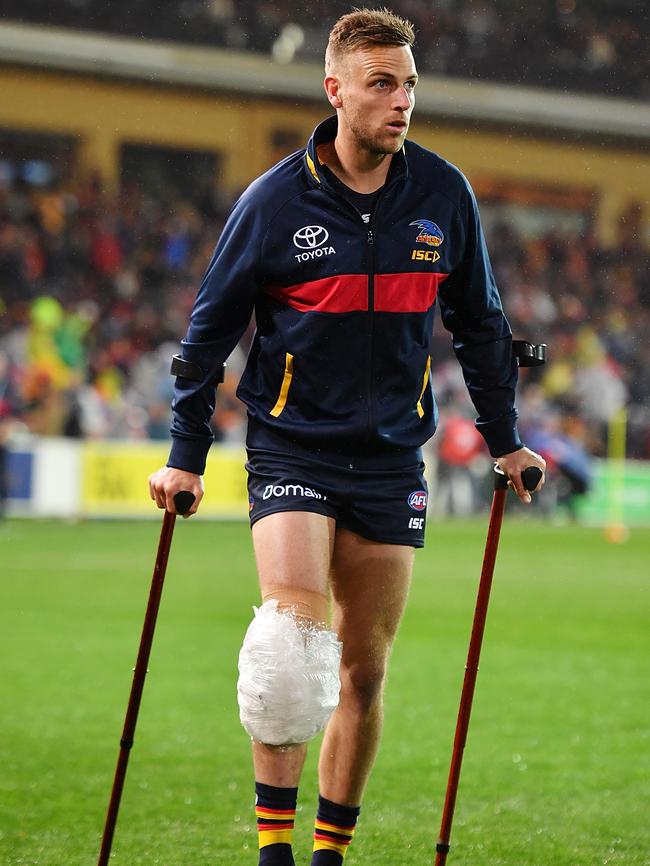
[326,7,415,72]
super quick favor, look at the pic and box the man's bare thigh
[252,510,336,600]
[252,513,414,642]
[329,528,414,655]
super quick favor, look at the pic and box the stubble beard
[343,107,408,156]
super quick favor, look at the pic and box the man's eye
[374,80,387,88]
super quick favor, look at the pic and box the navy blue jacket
[168,116,522,475]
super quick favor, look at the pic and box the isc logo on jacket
[411,249,441,262]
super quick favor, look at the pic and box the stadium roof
[0,20,647,142]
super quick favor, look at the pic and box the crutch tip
[434,840,450,865]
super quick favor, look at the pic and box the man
[150,8,545,865]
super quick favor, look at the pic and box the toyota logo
[293,225,329,249]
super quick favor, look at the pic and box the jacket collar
[304,115,408,190]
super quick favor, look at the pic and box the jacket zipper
[323,176,392,437]
[366,227,375,435]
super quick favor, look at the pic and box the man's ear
[324,75,343,109]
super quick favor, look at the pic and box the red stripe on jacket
[266,272,448,314]
[267,274,367,312]
[375,272,448,312]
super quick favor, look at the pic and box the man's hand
[148,466,204,517]
[496,447,546,505]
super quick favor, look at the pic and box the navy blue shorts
[246,446,428,548]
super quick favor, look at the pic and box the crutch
[97,490,195,866]
[434,465,542,865]
[435,339,546,865]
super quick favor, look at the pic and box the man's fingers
[508,474,532,505]
[149,468,203,515]
[148,475,158,503]
[148,471,166,509]
[150,483,166,509]
[497,448,546,505]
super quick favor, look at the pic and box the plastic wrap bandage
[237,600,342,746]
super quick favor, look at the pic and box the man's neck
[316,138,392,194]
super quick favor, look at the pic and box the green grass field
[1,517,648,866]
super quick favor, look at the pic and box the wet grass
[1,517,648,865]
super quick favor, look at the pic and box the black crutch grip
[522,466,543,491]
[494,465,543,492]
[173,491,196,515]
[513,340,547,367]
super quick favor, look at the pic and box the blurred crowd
[427,207,649,511]
[1,174,648,487]
[1,0,647,100]
[0,174,239,444]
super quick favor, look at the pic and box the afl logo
[408,490,428,511]
[293,225,329,249]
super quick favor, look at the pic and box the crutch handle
[522,466,543,491]
[494,465,543,492]
[172,491,196,515]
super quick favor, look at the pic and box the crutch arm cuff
[171,354,226,384]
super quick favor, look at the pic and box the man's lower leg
[256,781,298,866]
[311,795,360,865]
[312,677,384,862]
[245,584,332,865]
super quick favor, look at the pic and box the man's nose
[394,86,412,110]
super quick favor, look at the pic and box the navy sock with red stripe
[311,795,360,864]
[255,782,297,866]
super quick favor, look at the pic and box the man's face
[327,44,418,156]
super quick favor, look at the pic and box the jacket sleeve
[167,194,264,474]
[436,177,522,457]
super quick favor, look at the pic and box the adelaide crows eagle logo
[410,219,444,247]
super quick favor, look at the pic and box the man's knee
[237,596,342,746]
[262,584,329,625]
[340,661,387,713]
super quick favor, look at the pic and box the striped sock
[255,782,297,866]
[311,795,360,864]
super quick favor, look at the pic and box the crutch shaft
[97,490,195,866]
[435,466,542,865]
[435,487,507,866]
